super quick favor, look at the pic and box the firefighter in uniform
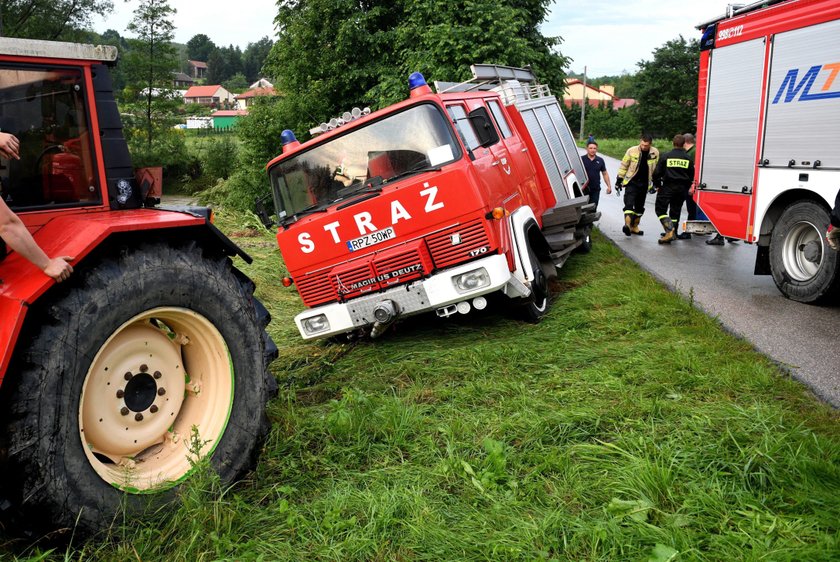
[652,134,695,244]
[616,133,659,236]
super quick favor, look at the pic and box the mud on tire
[0,242,275,536]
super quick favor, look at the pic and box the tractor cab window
[0,65,99,210]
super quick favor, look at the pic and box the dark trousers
[655,185,687,223]
[683,185,697,220]
[588,188,601,210]
[623,184,647,216]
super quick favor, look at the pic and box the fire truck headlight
[301,314,330,335]
[453,268,490,293]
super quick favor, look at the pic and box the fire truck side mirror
[467,107,500,148]
[254,194,275,230]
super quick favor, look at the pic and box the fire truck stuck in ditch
[262,65,600,340]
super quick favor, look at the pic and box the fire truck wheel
[769,200,840,303]
[519,243,551,323]
[575,224,593,254]
[0,242,274,536]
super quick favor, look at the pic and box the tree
[186,33,216,62]
[632,36,699,138]
[263,0,568,137]
[0,0,113,40]
[124,0,178,153]
[223,72,249,93]
[242,37,274,83]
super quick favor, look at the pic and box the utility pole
[579,65,587,140]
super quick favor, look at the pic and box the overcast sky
[93,0,733,76]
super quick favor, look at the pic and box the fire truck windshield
[269,103,461,222]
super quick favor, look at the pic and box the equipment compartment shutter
[545,102,587,186]
[700,38,765,193]
[517,99,571,201]
[763,19,840,168]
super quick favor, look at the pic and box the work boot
[630,215,644,236]
[677,232,692,240]
[658,217,675,244]
[623,214,632,236]
[706,234,724,245]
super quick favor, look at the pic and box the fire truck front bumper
[294,254,527,340]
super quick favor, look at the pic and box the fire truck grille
[426,220,491,269]
[373,244,431,289]
[295,271,336,307]
[331,262,379,299]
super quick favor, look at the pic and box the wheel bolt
[153,371,162,379]
[135,413,143,421]
[124,372,132,381]
[120,407,129,416]
[150,405,159,413]
[158,388,166,396]
[116,389,125,398]
[140,364,148,373]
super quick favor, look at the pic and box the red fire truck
[264,65,598,340]
[690,0,840,302]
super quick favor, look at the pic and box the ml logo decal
[772,62,840,103]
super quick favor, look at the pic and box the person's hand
[606,185,612,195]
[614,178,623,195]
[0,132,20,160]
[43,256,74,282]
[827,224,840,251]
[648,184,658,194]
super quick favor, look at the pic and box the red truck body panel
[0,210,206,383]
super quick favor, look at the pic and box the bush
[199,136,239,181]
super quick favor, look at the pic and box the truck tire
[519,243,550,323]
[0,242,274,536]
[575,224,593,254]
[769,200,840,303]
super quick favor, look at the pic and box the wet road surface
[586,151,839,407]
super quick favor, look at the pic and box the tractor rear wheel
[0,242,274,536]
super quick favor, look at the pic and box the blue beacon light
[408,72,432,97]
[281,129,301,153]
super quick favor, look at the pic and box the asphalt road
[586,150,840,407]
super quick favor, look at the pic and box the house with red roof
[562,79,636,109]
[184,85,235,108]
[234,87,278,110]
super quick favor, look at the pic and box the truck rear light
[301,314,330,335]
[453,267,490,293]
[282,277,293,287]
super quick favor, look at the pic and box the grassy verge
[5,209,838,560]
[577,138,672,160]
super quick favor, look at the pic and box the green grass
[4,209,838,561]
[577,138,672,160]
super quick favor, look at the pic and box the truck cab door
[484,99,538,210]
[446,103,501,201]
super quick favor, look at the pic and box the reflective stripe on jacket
[617,145,660,186]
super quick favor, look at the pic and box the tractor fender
[0,208,250,384]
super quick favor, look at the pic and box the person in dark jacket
[652,134,694,244]
[827,188,840,251]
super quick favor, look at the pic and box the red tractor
[0,38,276,534]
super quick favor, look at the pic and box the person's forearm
[0,221,51,270]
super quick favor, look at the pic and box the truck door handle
[491,160,500,166]
[521,148,528,153]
